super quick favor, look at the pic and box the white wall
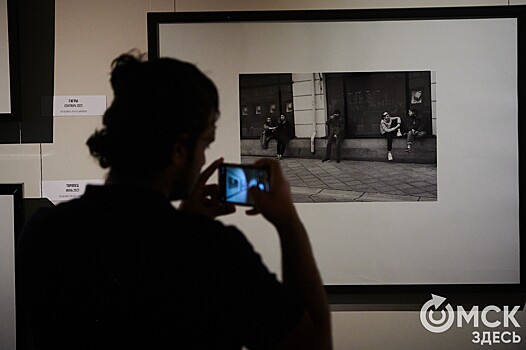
[0,195,16,350]
[292,73,326,138]
[1,0,525,349]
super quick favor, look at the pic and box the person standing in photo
[322,109,344,163]
[275,114,292,160]
[380,111,401,161]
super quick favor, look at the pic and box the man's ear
[171,139,189,167]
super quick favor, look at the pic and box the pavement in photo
[241,156,437,203]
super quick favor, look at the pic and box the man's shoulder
[175,210,249,247]
[24,196,83,227]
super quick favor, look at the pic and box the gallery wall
[0,0,525,349]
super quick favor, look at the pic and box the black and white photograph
[239,71,437,203]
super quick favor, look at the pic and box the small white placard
[42,179,104,201]
[53,95,106,116]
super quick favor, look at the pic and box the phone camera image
[219,164,270,206]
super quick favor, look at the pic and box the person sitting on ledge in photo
[380,111,402,161]
[405,108,426,152]
[261,116,277,149]
[16,52,332,350]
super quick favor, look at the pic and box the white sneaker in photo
[388,152,393,161]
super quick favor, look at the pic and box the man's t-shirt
[16,185,304,349]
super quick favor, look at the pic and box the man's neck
[105,171,171,198]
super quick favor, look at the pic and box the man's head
[266,117,272,123]
[87,53,219,197]
[334,109,341,116]
[280,114,286,121]
[382,111,390,120]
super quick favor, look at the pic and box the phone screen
[218,163,270,206]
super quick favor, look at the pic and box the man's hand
[246,158,299,228]
[179,158,235,219]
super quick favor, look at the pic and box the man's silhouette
[17,53,331,349]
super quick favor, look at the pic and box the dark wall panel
[0,0,54,144]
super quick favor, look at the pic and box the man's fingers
[195,158,223,189]
[202,183,219,197]
[246,208,260,216]
[219,203,236,216]
[253,157,272,167]
[252,158,283,184]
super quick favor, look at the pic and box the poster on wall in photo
[411,90,423,104]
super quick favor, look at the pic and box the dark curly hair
[87,52,219,182]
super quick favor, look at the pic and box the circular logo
[420,294,455,333]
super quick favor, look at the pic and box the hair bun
[110,53,144,98]
[86,129,112,169]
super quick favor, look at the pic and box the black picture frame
[0,183,23,239]
[0,0,54,144]
[0,0,21,122]
[147,6,526,307]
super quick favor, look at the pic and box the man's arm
[248,159,332,350]
[326,114,336,126]
[380,121,388,134]
[274,213,332,350]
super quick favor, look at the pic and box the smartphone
[218,163,270,206]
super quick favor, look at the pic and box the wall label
[53,95,106,116]
[42,179,104,201]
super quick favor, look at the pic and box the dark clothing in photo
[276,118,292,157]
[406,114,427,147]
[261,120,277,149]
[325,114,344,161]
[406,114,426,134]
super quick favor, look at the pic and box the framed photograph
[148,6,525,303]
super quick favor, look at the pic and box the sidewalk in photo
[241,156,437,203]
